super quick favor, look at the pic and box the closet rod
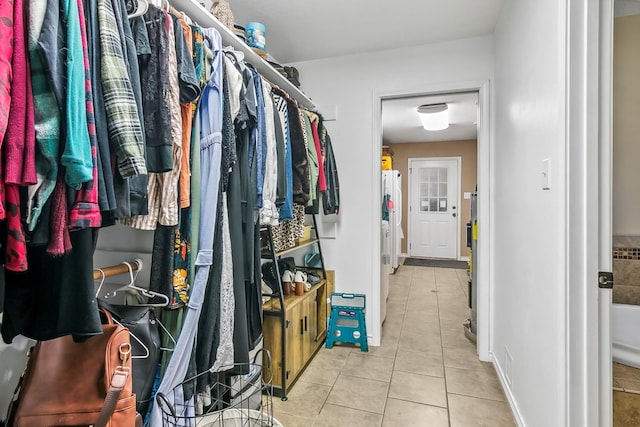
[168,0,317,111]
[93,259,142,281]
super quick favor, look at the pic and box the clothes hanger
[109,315,151,359]
[158,318,177,353]
[128,0,148,18]
[96,264,151,359]
[94,268,106,298]
[103,260,170,308]
[122,260,171,308]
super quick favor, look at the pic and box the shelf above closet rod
[93,259,142,280]
[168,0,317,111]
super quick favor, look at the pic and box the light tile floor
[270,265,517,426]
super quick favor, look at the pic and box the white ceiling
[205,0,506,63]
[382,92,478,144]
[197,0,502,143]
[197,1,640,144]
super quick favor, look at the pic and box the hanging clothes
[152,12,201,307]
[150,26,224,426]
[3,0,35,273]
[2,228,102,343]
[207,60,239,375]
[105,8,149,222]
[272,88,294,221]
[59,0,93,188]
[4,0,36,188]
[248,66,266,209]
[301,111,318,208]
[122,10,182,230]
[177,17,196,209]
[97,0,146,178]
[229,53,259,285]
[138,5,172,173]
[68,0,101,231]
[273,95,286,209]
[195,33,238,414]
[307,111,327,192]
[194,190,222,411]
[85,0,117,213]
[26,0,61,229]
[0,0,13,145]
[222,59,251,372]
[286,97,310,206]
[259,79,279,226]
[110,0,149,222]
[320,119,340,215]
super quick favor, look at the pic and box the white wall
[291,36,494,345]
[493,0,567,425]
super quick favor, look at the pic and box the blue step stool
[326,293,368,352]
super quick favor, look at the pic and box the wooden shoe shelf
[260,215,333,400]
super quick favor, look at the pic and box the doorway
[375,84,489,360]
[408,157,460,259]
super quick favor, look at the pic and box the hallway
[271,265,516,426]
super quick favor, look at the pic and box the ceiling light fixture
[417,103,449,131]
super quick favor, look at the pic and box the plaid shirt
[69,0,100,230]
[98,0,147,178]
[26,0,60,230]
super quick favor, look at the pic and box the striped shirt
[121,12,182,230]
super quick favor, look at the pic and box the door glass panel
[420,198,430,212]
[439,183,447,197]
[429,183,438,197]
[420,183,428,197]
[417,166,450,212]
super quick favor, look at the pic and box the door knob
[452,212,457,218]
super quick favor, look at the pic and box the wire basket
[156,350,281,427]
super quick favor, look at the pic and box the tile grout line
[380,265,413,425]
[433,267,454,427]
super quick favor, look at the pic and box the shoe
[307,272,321,285]
[295,271,308,292]
[282,270,293,296]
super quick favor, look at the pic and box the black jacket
[319,120,339,215]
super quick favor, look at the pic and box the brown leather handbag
[7,310,141,427]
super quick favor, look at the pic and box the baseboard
[490,351,526,427]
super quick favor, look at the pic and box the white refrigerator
[381,220,390,323]
[382,170,403,272]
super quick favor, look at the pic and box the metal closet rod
[169,0,317,110]
[93,259,143,281]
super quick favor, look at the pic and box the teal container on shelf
[245,22,266,50]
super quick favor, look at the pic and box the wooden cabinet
[301,289,318,362]
[262,278,329,395]
[260,216,332,398]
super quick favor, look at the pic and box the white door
[409,158,459,259]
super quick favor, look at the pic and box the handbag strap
[95,368,129,427]
[95,343,132,427]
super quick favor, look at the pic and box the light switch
[464,192,471,200]
[541,158,550,190]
